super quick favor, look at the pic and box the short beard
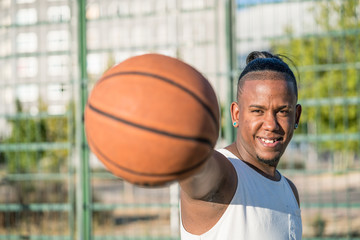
[256,155,280,167]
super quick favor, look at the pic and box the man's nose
[262,112,279,131]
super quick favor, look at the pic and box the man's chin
[256,155,280,167]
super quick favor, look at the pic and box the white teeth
[261,138,276,143]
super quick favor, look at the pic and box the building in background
[0,0,318,135]
[0,0,73,118]
[0,1,359,239]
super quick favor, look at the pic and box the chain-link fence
[0,0,359,239]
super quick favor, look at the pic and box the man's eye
[279,110,290,115]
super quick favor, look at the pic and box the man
[179,51,303,239]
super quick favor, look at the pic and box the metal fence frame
[0,0,359,239]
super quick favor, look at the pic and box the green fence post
[77,0,92,239]
[224,0,237,143]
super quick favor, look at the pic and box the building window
[87,53,104,75]
[17,57,38,78]
[0,13,11,25]
[16,8,37,25]
[86,3,100,20]
[1,0,11,8]
[0,38,12,56]
[47,84,70,102]
[16,32,37,53]
[47,5,70,22]
[0,62,12,81]
[2,87,13,106]
[16,0,36,3]
[117,1,130,16]
[132,0,152,14]
[48,55,68,76]
[16,84,39,103]
[47,30,69,51]
[87,27,99,49]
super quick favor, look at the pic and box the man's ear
[230,102,240,127]
[295,104,302,125]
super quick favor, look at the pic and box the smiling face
[231,71,301,171]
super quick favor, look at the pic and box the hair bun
[246,51,281,64]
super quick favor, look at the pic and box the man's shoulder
[284,176,300,206]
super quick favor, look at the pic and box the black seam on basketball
[88,103,213,146]
[87,132,208,177]
[99,71,219,128]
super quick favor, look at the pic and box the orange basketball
[84,53,219,186]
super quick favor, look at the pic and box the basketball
[84,53,220,186]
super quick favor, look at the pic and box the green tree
[272,0,360,153]
[4,99,47,173]
[3,99,74,173]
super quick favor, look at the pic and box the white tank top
[180,149,302,240]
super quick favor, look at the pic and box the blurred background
[0,0,359,239]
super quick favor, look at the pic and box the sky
[237,0,285,8]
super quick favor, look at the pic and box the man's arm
[179,150,237,235]
[179,150,237,202]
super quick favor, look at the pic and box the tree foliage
[3,99,74,173]
[272,0,360,152]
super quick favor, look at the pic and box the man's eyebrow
[248,105,293,110]
[277,105,293,109]
[249,105,266,109]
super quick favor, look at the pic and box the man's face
[232,71,301,168]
